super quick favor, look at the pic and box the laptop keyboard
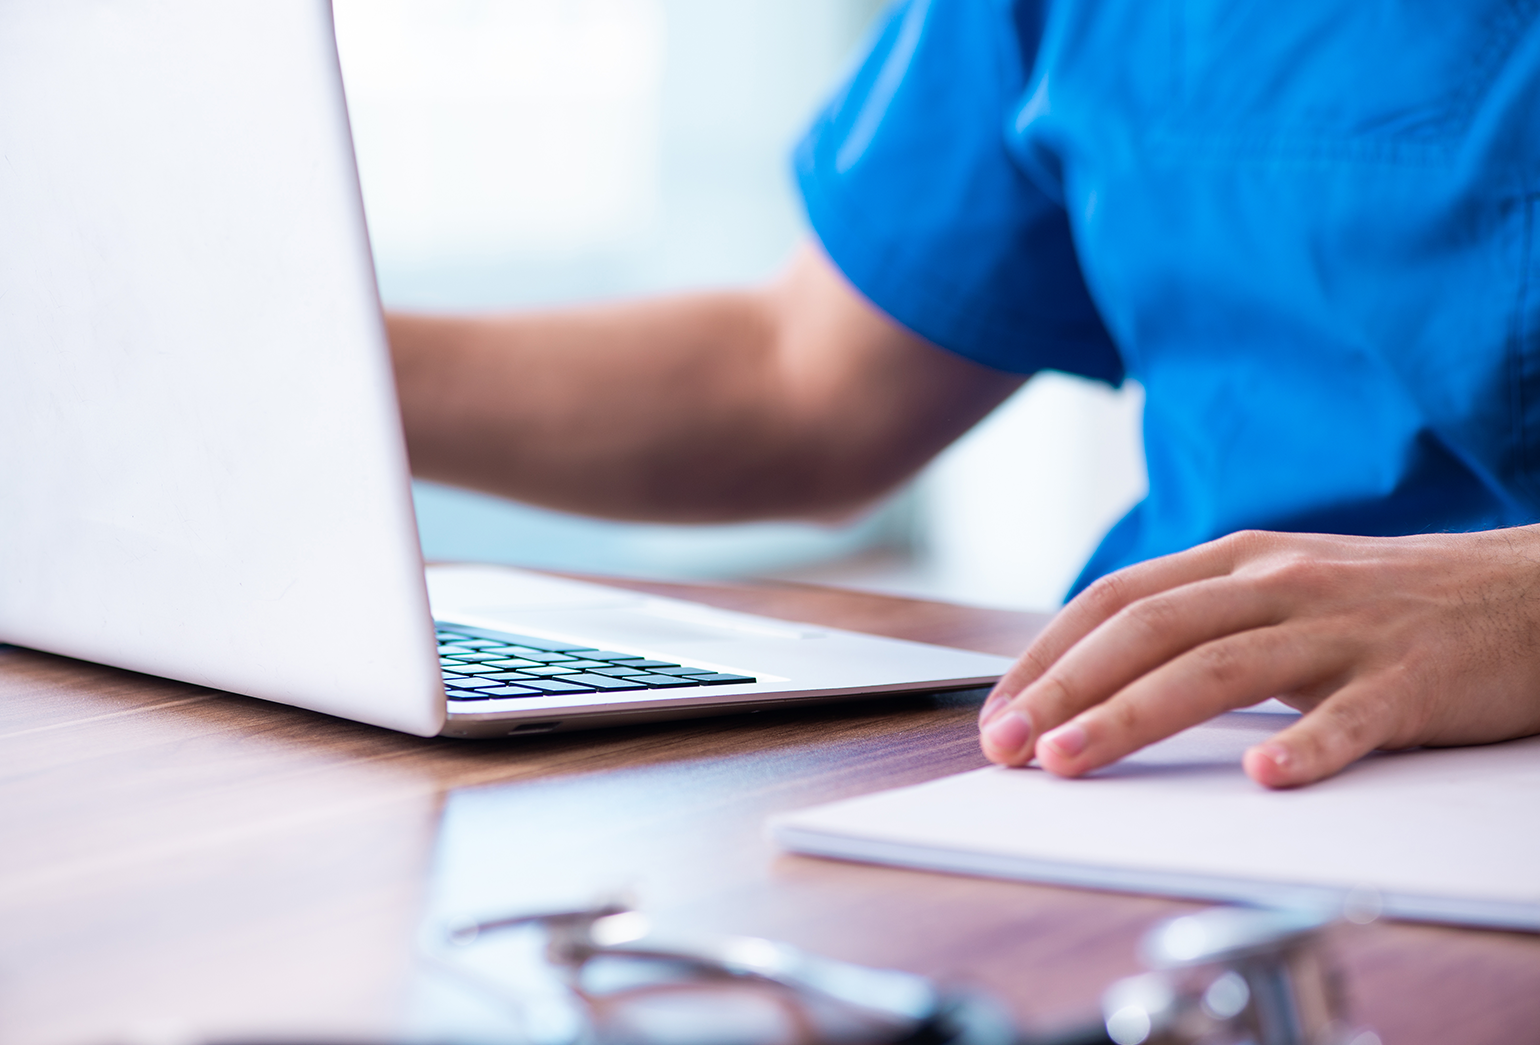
[436,623,757,703]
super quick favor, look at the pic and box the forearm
[391,291,788,522]
[389,247,1022,523]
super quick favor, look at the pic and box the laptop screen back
[0,0,444,735]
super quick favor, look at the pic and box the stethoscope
[429,901,1374,1045]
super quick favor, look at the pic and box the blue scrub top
[796,0,1540,598]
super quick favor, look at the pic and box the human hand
[977,527,1540,787]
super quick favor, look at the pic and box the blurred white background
[332,0,1146,612]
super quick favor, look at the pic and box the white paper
[769,709,1540,930]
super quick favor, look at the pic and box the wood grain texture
[0,576,1535,1045]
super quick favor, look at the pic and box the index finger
[980,534,1246,722]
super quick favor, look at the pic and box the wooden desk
[2,577,1536,1045]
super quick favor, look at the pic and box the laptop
[0,0,1011,739]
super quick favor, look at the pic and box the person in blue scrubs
[388,0,1540,787]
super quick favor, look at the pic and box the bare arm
[389,244,1024,523]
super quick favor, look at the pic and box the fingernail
[1255,742,1291,770]
[982,710,1033,758]
[1042,721,1087,759]
[978,690,1009,725]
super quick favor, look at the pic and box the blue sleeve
[795,0,1122,382]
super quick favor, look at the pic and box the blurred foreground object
[418,902,1371,1045]
[1094,906,1373,1045]
[430,901,1015,1044]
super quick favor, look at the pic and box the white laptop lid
[0,0,445,735]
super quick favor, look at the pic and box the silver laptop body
[0,0,1010,738]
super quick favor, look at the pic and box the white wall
[910,376,1146,610]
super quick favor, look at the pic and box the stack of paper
[769,707,1540,930]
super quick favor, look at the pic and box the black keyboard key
[653,666,720,676]
[514,652,580,664]
[583,651,647,661]
[683,673,757,685]
[546,658,609,670]
[613,659,680,670]
[520,665,586,677]
[482,671,538,681]
[446,677,507,689]
[441,652,506,663]
[517,678,596,693]
[448,685,544,699]
[470,647,558,660]
[442,663,506,675]
[481,658,544,669]
[618,673,700,688]
[558,673,647,690]
[588,666,655,678]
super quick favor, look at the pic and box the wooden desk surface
[2,576,1536,1045]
